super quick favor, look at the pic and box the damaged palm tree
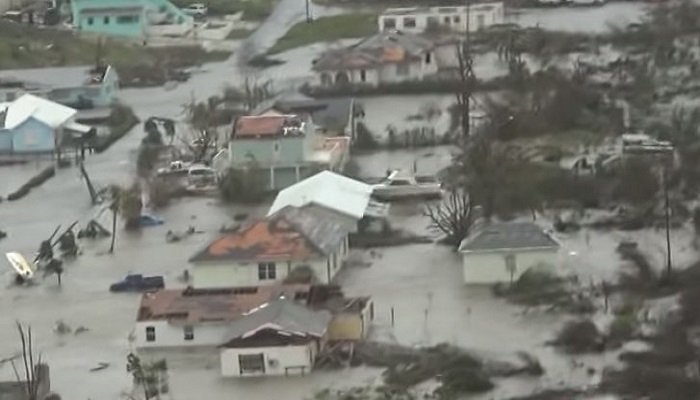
[108,184,143,253]
[11,323,46,400]
[182,96,219,163]
[126,353,169,400]
[423,189,473,248]
[454,2,477,141]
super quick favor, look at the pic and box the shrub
[553,319,604,353]
[354,122,379,150]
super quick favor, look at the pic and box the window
[87,17,94,25]
[239,354,265,374]
[425,52,432,64]
[117,15,138,24]
[103,16,110,24]
[403,17,416,28]
[184,326,194,341]
[396,62,409,76]
[360,69,366,82]
[383,17,396,29]
[444,16,450,24]
[505,254,517,282]
[145,326,155,342]
[273,142,280,153]
[258,262,276,280]
[426,16,439,28]
[453,16,460,23]
[476,14,485,30]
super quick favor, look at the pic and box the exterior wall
[73,1,147,38]
[461,248,558,284]
[10,118,56,153]
[134,320,229,349]
[327,300,373,340]
[378,3,504,34]
[192,241,348,288]
[230,136,305,166]
[0,130,13,153]
[220,341,318,377]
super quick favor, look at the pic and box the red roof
[234,115,303,138]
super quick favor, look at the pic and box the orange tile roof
[234,115,301,138]
[190,218,315,263]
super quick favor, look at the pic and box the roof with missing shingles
[459,222,559,252]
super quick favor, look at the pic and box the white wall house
[313,31,437,87]
[190,206,350,289]
[378,2,505,34]
[221,342,319,377]
[458,222,560,284]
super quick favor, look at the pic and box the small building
[225,114,349,190]
[458,222,560,284]
[0,94,92,156]
[313,31,437,87]
[219,298,332,377]
[267,170,389,233]
[0,64,119,109]
[70,0,194,38]
[378,3,505,34]
[189,206,350,288]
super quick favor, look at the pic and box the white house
[189,206,350,289]
[458,222,560,284]
[378,2,505,34]
[313,31,437,87]
[267,171,389,233]
[219,299,332,377]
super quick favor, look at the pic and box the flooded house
[378,2,505,34]
[0,94,92,158]
[221,113,349,190]
[70,0,194,38]
[267,170,389,233]
[189,206,350,288]
[313,31,437,87]
[0,64,119,109]
[134,285,373,376]
[458,222,560,284]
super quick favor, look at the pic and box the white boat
[5,252,34,280]
[371,170,442,200]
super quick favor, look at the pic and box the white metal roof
[267,171,374,220]
[1,94,76,130]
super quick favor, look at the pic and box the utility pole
[456,0,473,141]
[664,167,672,277]
[305,0,312,23]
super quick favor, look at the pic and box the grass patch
[267,13,377,54]
[0,21,229,71]
[226,28,253,39]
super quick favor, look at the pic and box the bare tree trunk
[109,209,117,253]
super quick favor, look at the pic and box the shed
[458,222,560,284]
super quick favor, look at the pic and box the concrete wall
[461,248,558,284]
[134,320,229,349]
[378,3,504,34]
[220,341,317,377]
[192,239,348,288]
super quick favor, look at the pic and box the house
[254,92,363,138]
[219,298,332,377]
[0,64,119,109]
[134,284,373,350]
[267,171,389,233]
[189,206,350,288]
[458,222,560,284]
[70,0,194,38]
[378,3,505,34]
[0,364,52,400]
[313,31,437,87]
[224,113,349,190]
[0,94,92,156]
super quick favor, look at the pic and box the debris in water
[54,320,72,335]
[90,362,110,372]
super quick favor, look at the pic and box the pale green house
[225,113,350,191]
[70,0,193,38]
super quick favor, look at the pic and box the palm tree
[108,184,143,253]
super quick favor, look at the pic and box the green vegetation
[267,13,377,54]
[0,21,229,72]
[226,28,254,39]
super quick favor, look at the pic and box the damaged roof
[254,93,355,134]
[459,222,560,253]
[222,298,332,344]
[233,114,304,138]
[137,284,312,324]
[189,206,348,263]
[313,31,434,71]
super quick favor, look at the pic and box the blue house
[0,64,119,109]
[70,0,194,38]
[0,94,90,155]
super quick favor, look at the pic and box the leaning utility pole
[456,0,474,142]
